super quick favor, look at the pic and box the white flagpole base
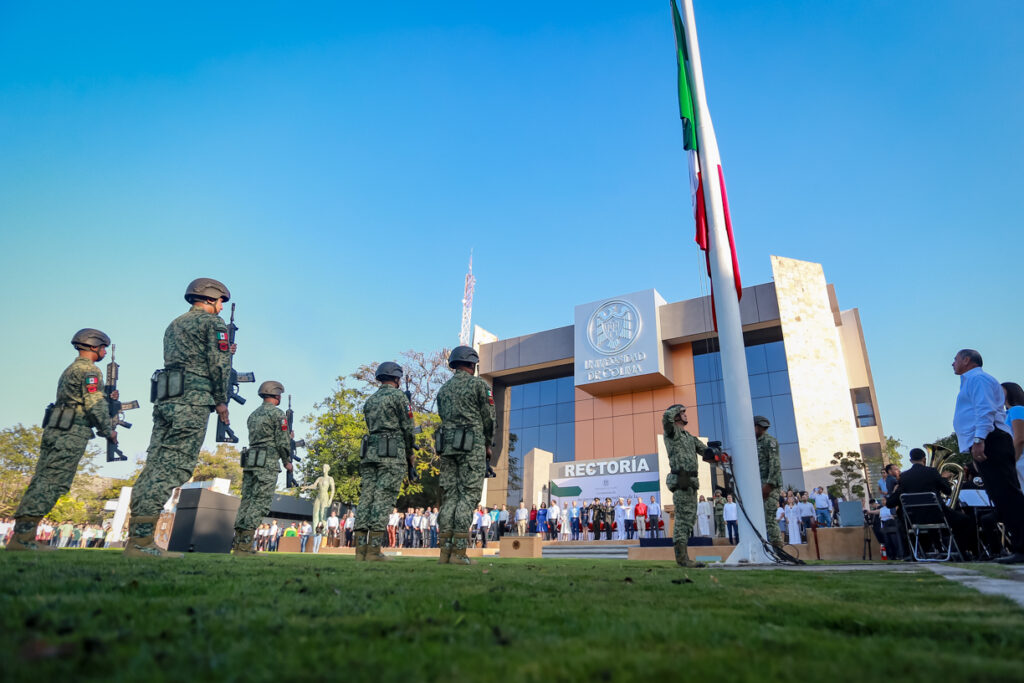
[724,539,776,565]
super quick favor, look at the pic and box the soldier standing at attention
[231,381,293,555]
[755,415,784,548]
[355,362,415,561]
[663,404,706,568]
[435,346,495,565]
[6,329,118,551]
[124,278,233,558]
[713,489,726,538]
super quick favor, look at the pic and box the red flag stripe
[717,164,742,299]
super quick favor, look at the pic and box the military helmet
[662,404,686,436]
[375,362,403,381]
[448,345,479,368]
[71,328,111,349]
[184,277,231,303]
[257,380,285,397]
[754,415,771,428]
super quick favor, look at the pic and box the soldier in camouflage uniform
[755,415,784,548]
[662,404,706,568]
[355,362,416,561]
[713,489,726,538]
[435,346,495,565]
[6,329,118,551]
[232,381,293,555]
[125,278,233,558]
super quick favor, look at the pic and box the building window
[507,375,575,505]
[694,338,801,491]
[851,387,876,427]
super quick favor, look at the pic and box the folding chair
[900,492,962,562]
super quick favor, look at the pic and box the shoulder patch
[216,330,229,352]
[486,387,494,406]
[85,374,100,393]
[281,417,289,432]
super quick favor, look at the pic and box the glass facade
[694,340,803,490]
[507,376,575,504]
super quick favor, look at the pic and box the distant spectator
[696,495,711,536]
[269,520,280,552]
[1003,381,1024,491]
[327,510,340,548]
[313,522,325,553]
[547,500,560,540]
[344,511,355,548]
[570,501,581,541]
[648,496,662,539]
[614,498,627,541]
[387,508,399,547]
[529,505,537,534]
[813,487,832,527]
[429,507,439,548]
[784,496,801,545]
[797,493,815,541]
[723,494,739,544]
[634,498,648,538]
[537,503,548,539]
[497,505,509,540]
[299,521,312,552]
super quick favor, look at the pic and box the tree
[192,444,244,495]
[304,349,453,508]
[51,493,90,525]
[884,435,905,468]
[929,432,971,469]
[829,451,867,500]
[0,424,101,517]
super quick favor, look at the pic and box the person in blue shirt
[569,501,581,541]
[1003,382,1024,492]
[536,503,548,539]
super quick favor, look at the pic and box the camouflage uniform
[713,495,725,538]
[129,305,231,539]
[758,432,784,547]
[662,406,705,566]
[234,402,290,540]
[13,358,113,539]
[436,370,494,556]
[356,386,415,548]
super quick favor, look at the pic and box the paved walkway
[925,564,1024,609]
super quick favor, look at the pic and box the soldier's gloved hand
[215,403,230,424]
[284,462,293,472]
[109,389,119,401]
[485,444,493,459]
[108,431,118,445]
[229,343,237,355]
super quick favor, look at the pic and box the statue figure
[303,463,335,533]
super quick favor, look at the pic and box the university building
[477,256,885,508]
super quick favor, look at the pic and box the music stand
[958,489,995,560]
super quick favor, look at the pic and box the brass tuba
[924,443,965,509]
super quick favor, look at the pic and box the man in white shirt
[648,496,661,539]
[796,494,815,541]
[613,498,626,540]
[953,349,1024,562]
[547,500,560,540]
[813,487,832,527]
[429,508,439,548]
[515,502,528,536]
[269,520,280,552]
[723,495,739,544]
[624,498,635,540]
[498,505,509,540]
[569,502,580,541]
[327,511,340,548]
[299,520,313,553]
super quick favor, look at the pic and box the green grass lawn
[1,551,1022,683]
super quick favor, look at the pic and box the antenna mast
[459,250,475,346]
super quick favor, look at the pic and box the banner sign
[549,453,662,506]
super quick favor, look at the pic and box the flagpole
[679,0,772,564]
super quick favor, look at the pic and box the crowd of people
[0,517,118,549]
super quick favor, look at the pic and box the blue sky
[1,1,1022,477]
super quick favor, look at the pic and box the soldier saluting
[354,362,416,561]
[232,381,293,555]
[435,346,495,565]
[124,278,233,558]
[7,329,118,551]
[663,404,706,568]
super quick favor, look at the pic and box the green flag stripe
[631,480,661,493]
[671,0,698,152]
[550,484,583,497]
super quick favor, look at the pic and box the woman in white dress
[558,503,571,541]
[784,496,802,545]
[696,495,712,536]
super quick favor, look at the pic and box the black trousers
[978,428,1024,553]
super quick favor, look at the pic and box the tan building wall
[573,344,699,461]
[771,256,862,492]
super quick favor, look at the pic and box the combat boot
[675,543,705,569]
[365,532,391,562]
[4,516,53,552]
[448,533,476,565]
[122,515,183,559]
[437,532,453,564]
[354,529,369,561]
[231,529,260,556]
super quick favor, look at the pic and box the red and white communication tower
[459,250,475,346]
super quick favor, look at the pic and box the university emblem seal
[587,300,641,355]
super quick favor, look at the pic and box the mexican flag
[671,0,742,301]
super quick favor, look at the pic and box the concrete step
[543,544,632,559]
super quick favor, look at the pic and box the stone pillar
[522,448,554,507]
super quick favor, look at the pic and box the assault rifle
[216,303,255,443]
[285,395,305,488]
[105,345,139,462]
